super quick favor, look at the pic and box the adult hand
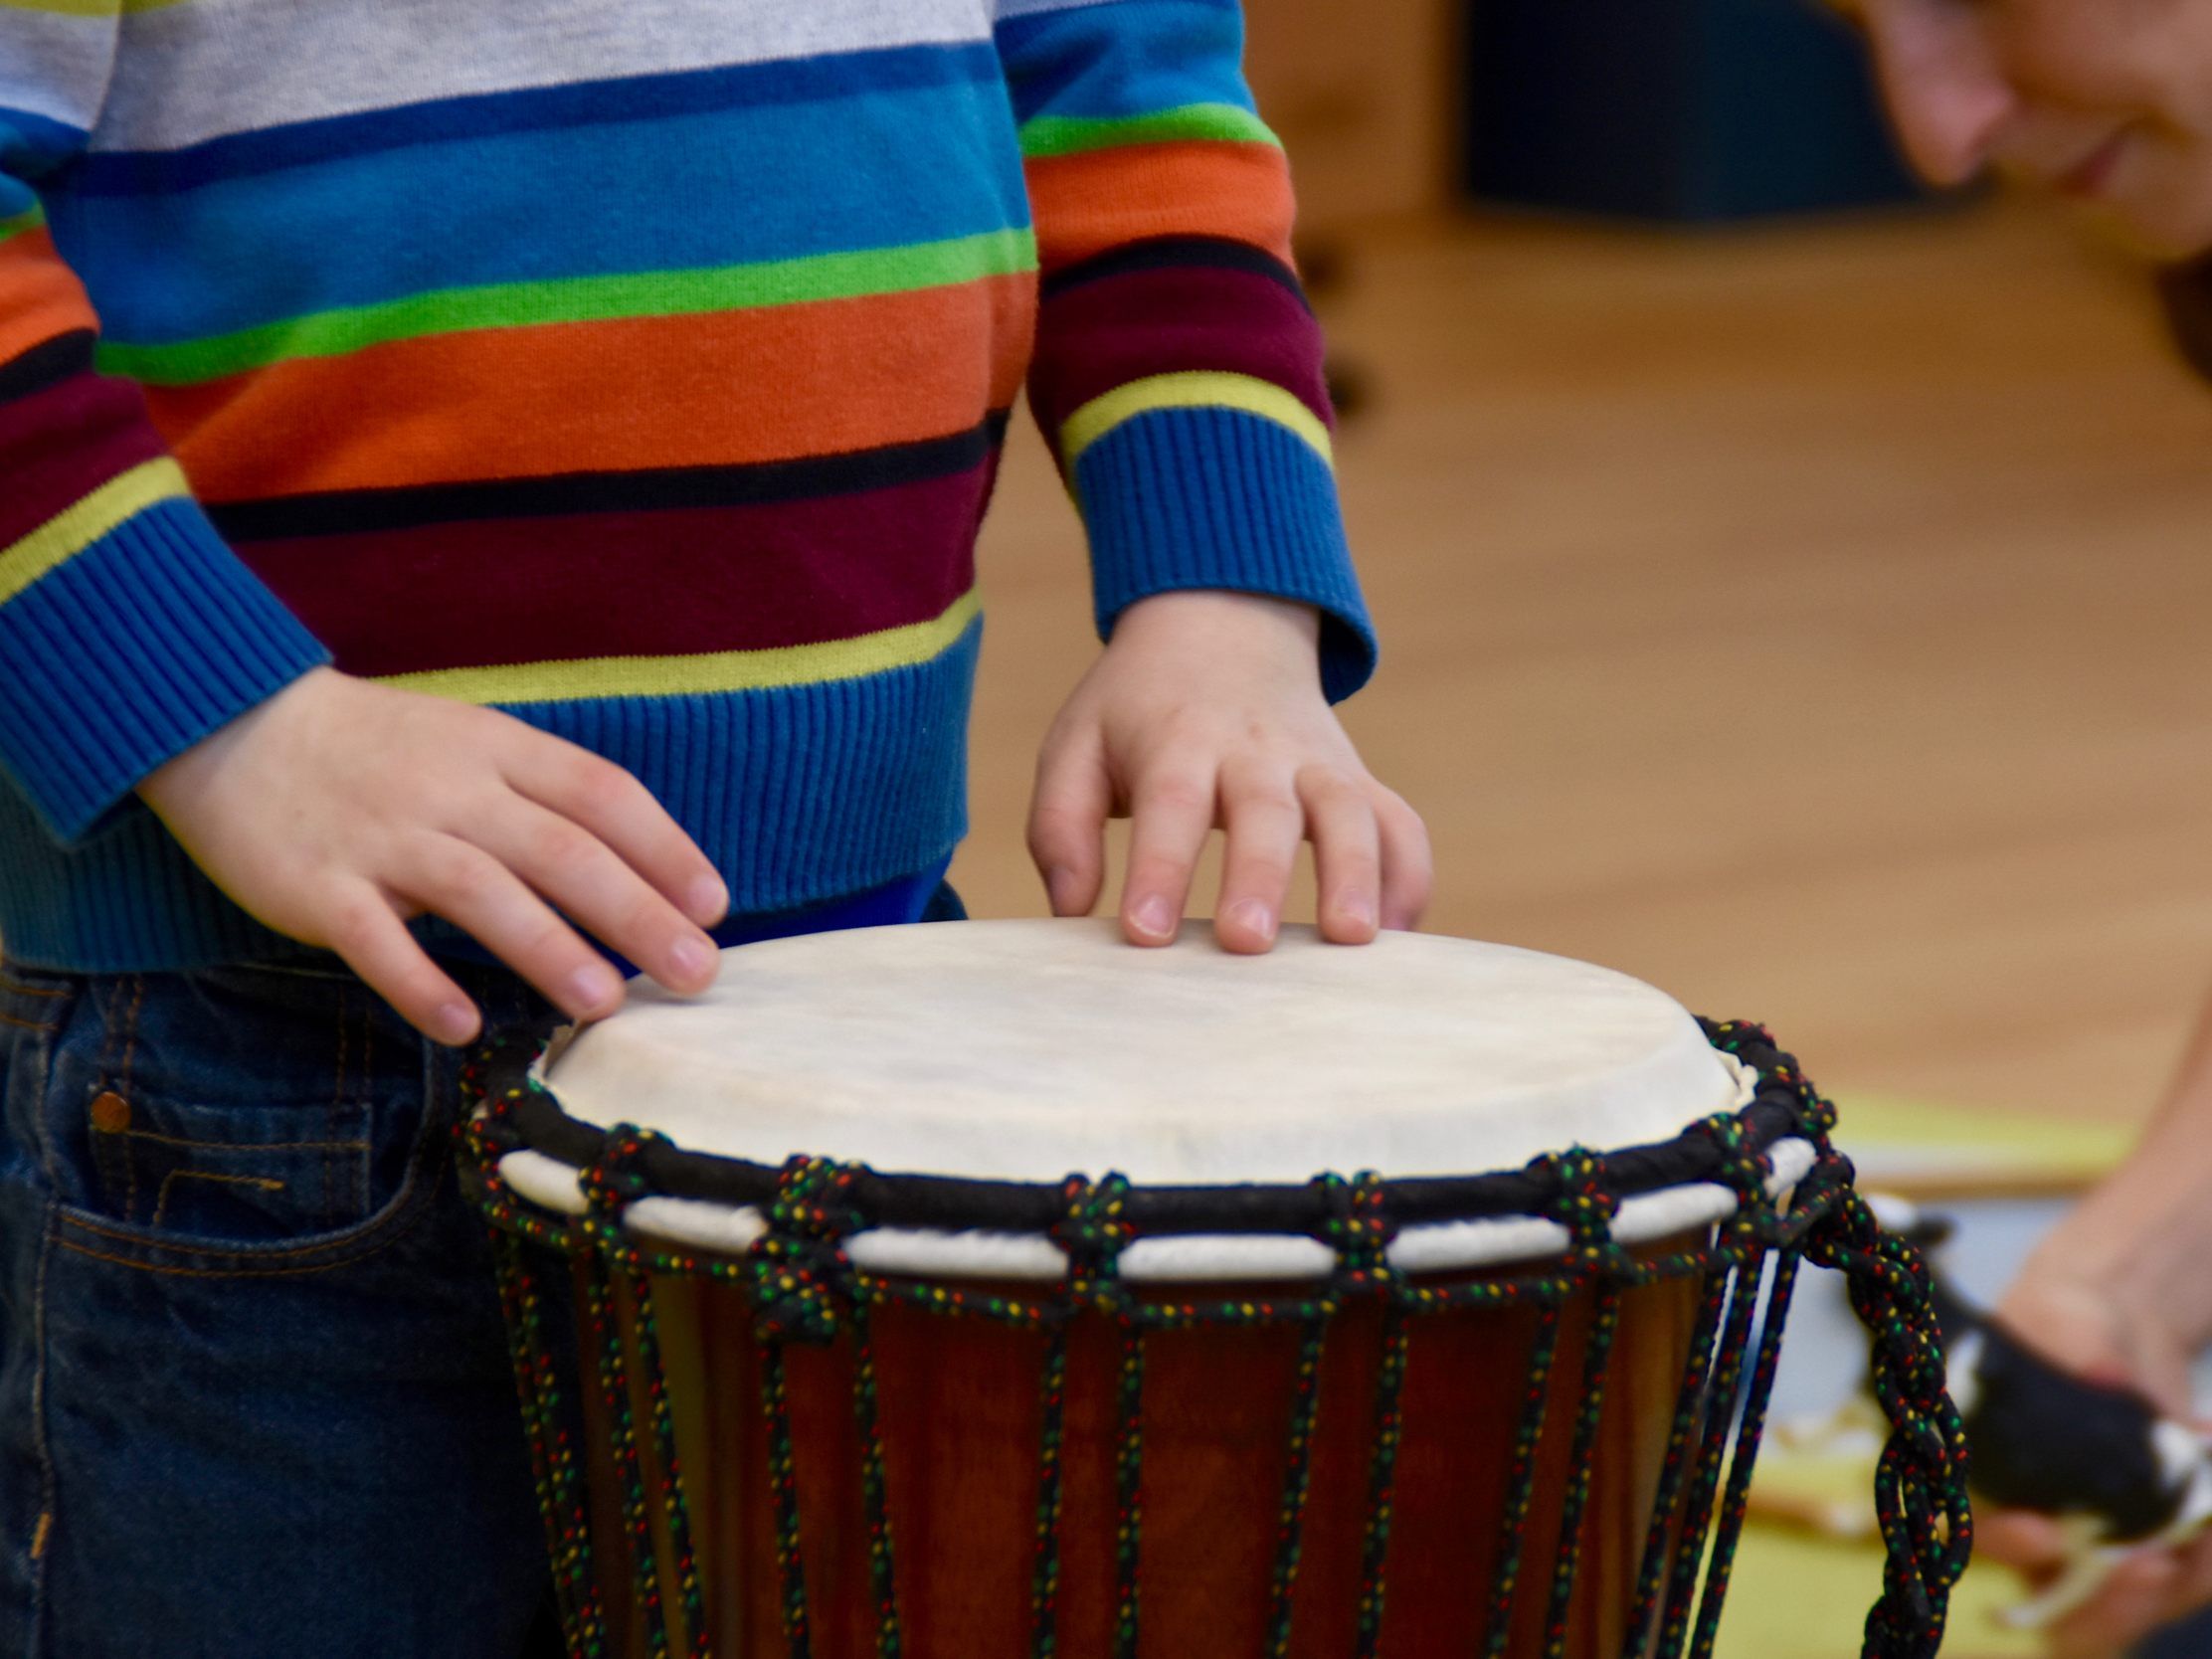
[138,667,729,1044]
[1027,590,1431,953]
[1979,1267,2210,1658]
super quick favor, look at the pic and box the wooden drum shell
[580,1255,1707,1659]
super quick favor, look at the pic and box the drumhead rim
[467,1017,1817,1240]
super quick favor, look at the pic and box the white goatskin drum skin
[537,919,1749,1186]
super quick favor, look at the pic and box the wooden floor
[952,193,2212,1131]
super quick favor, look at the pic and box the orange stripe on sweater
[0,227,99,367]
[1023,140,1296,274]
[150,273,1036,501]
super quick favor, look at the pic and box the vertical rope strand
[1541,1289,1624,1659]
[1354,1300,1412,1659]
[1653,1256,1768,1659]
[494,1230,606,1658]
[1621,1272,1731,1659]
[584,1255,671,1659]
[849,1299,902,1659]
[1481,1300,1567,1658]
[1265,1314,1331,1659]
[626,1269,709,1659]
[1112,1324,1147,1659]
[1028,1326,1072,1659]
[760,1339,813,1659]
[1688,1254,1802,1659]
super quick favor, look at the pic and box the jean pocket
[76,1090,378,1241]
[37,969,452,1276]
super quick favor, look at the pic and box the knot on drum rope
[1690,1112,1779,1248]
[1051,1174,1135,1316]
[747,1156,863,1346]
[578,1124,670,1266]
[1803,1192,1972,1659]
[1527,1146,1626,1279]
[1313,1172,1395,1296]
[1705,1018,1841,1142]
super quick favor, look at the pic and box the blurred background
[947,2,2212,1652]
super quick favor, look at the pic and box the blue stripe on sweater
[0,620,978,971]
[994,0,1255,125]
[66,73,1030,347]
[70,43,1005,195]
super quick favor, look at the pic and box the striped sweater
[0,0,1373,971]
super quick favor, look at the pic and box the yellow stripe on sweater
[377,587,982,705]
[1058,371,1332,470]
[0,459,190,607]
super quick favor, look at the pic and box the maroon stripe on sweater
[234,460,996,678]
[1026,261,1332,443]
[0,371,172,550]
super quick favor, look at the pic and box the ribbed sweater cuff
[1072,406,1376,702]
[0,495,331,841]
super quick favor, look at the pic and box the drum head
[534,920,1750,1186]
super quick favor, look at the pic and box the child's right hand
[136,667,730,1045]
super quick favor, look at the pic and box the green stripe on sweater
[99,226,1038,386]
[0,202,47,243]
[1018,103,1279,160]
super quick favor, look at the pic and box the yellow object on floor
[1716,1521,2039,1659]
[1829,1091,2130,1200]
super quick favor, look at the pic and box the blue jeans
[0,882,961,1658]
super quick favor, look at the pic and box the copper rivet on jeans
[89,1090,131,1134]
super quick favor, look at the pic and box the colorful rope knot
[1314,1171,1395,1293]
[579,1124,667,1214]
[1692,1112,1779,1246]
[1528,1145,1626,1277]
[746,1156,864,1345]
[1052,1173,1136,1313]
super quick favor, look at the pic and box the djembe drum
[460,922,1967,1659]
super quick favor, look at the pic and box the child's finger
[1120,763,1215,946]
[478,800,718,997]
[396,832,627,1023]
[504,735,729,927]
[319,882,480,1046]
[1214,761,1303,953]
[1028,727,1111,918]
[1297,765,1382,944]
[1375,787,1434,931]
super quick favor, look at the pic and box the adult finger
[1120,763,1215,946]
[1214,760,1303,953]
[1375,787,1434,931]
[396,831,627,1023]
[502,734,728,928]
[320,881,482,1046]
[1296,765,1382,945]
[476,799,718,996]
[2049,1552,2179,1659]
[1028,722,1112,919]
[1974,1508,2073,1569]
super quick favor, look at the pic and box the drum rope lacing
[458,1018,1970,1659]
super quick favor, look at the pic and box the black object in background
[1463,0,1926,223]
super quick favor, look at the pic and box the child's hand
[1028,591,1430,953]
[137,667,730,1044]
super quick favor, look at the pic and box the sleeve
[0,13,328,843]
[994,0,1377,702]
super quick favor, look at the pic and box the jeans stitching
[0,1012,57,1032]
[329,992,347,1229]
[102,1128,370,1155]
[147,1169,286,1232]
[26,1210,57,1653]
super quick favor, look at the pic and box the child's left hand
[1028,590,1431,953]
